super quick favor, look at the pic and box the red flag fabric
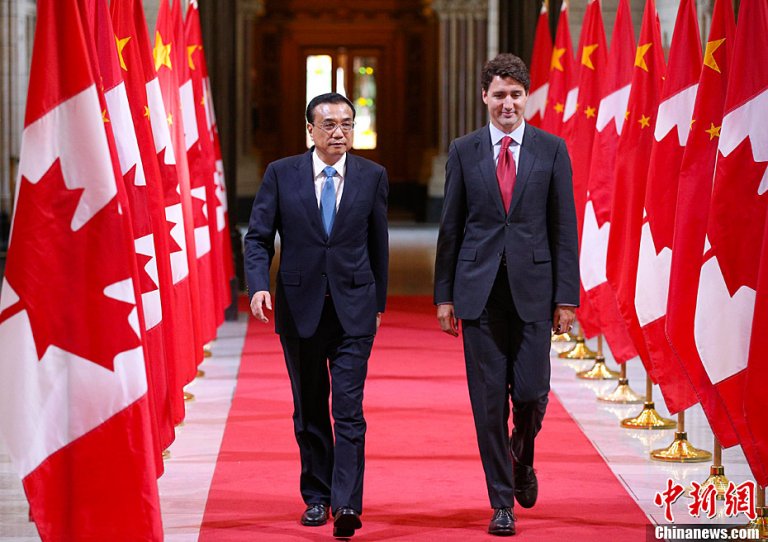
[525,2,552,128]
[563,0,606,339]
[666,0,738,447]
[170,0,218,345]
[581,0,638,363]
[634,0,701,413]
[696,0,768,484]
[605,0,665,377]
[0,0,162,539]
[185,0,229,326]
[112,0,196,425]
[155,0,204,377]
[83,0,176,458]
[540,1,575,137]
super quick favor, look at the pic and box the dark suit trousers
[461,264,551,508]
[280,297,373,514]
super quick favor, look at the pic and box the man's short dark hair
[481,53,530,93]
[306,92,357,123]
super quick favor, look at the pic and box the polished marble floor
[0,226,755,540]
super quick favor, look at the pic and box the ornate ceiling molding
[431,0,488,19]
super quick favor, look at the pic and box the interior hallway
[0,225,753,540]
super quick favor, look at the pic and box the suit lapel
[508,124,538,216]
[475,129,507,218]
[296,151,324,234]
[332,154,361,239]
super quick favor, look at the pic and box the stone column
[427,0,488,222]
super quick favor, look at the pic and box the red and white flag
[525,2,552,128]
[155,0,204,375]
[186,0,230,326]
[564,0,606,338]
[634,0,701,413]
[666,0,738,447]
[605,0,665,376]
[0,0,162,538]
[696,0,768,483]
[581,0,638,364]
[540,0,575,137]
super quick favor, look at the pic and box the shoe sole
[301,517,327,527]
[488,527,516,536]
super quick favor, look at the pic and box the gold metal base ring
[651,432,712,463]
[598,378,645,403]
[558,337,598,360]
[576,357,620,380]
[620,402,676,430]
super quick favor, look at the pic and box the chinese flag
[563,0,606,339]
[634,0,701,414]
[0,0,162,539]
[112,0,197,425]
[666,0,738,447]
[696,0,768,484]
[605,0,665,377]
[525,2,552,128]
[581,0,638,364]
[81,0,177,459]
[186,0,230,325]
[540,0,575,137]
[155,0,204,377]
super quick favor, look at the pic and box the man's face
[307,102,354,164]
[482,75,528,133]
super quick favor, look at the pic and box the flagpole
[692,437,730,500]
[597,362,645,403]
[650,410,712,462]
[620,374,676,429]
[576,334,620,379]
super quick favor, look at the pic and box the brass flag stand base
[558,326,598,359]
[551,332,573,343]
[651,412,711,462]
[197,369,206,378]
[746,487,768,540]
[203,342,213,358]
[620,376,675,429]
[183,391,195,402]
[598,364,644,403]
[577,356,620,379]
[162,449,171,460]
[692,438,729,499]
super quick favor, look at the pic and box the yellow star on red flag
[581,44,599,70]
[554,102,565,114]
[551,47,566,72]
[153,32,172,72]
[635,43,652,72]
[115,36,131,72]
[585,106,596,119]
[705,122,721,140]
[187,45,199,70]
[703,38,726,74]
[638,114,651,128]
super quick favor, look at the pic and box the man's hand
[552,305,576,335]
[376,312,382,331]
[437,303,459,337]
[250,291,272,323]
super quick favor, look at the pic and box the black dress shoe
[333,507,362,538]
[514,463,538,508]
[300,503,329,526]
[488,507,516,536]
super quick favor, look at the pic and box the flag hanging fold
[540,0,575,137]
[525,2,552,128]
[581,0,638,364]
[0,0,162,538]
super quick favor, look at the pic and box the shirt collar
[489,120,526,148]
[312,151,346,178]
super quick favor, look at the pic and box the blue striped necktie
[321,166,337,235]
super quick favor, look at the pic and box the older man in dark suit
[434,54,579,536]
[245,92,388,538]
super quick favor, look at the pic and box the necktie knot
[500,136,513,153]
[323,166,337,179]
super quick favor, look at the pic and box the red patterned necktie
[496,136,517,213]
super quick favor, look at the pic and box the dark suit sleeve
[434,141,466,305]
[369,167,389,313]
[547,139,580,306]
[243,163,279,297]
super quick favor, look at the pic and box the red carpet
[200,297,649,540]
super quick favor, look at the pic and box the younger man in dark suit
[434,54,579,536]
[245,92,389,538]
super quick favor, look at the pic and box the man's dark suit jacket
[245,150,389,338]
[434,123,579,321]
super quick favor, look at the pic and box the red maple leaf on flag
[2,161,140,370]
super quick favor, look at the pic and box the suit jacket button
[321,273,327,277]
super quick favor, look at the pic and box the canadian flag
[0,0,162,539]
[525,2,552,128]
[564,0,606,339]
[540,0,575,137]
[581,0,639,364]
[665,0,738,446]
[696,0,768,484]
[605,0,665,376]
[82,0,177,460]
[112,0,197,425]
[185,0,230,326]
[634,0,701,414]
